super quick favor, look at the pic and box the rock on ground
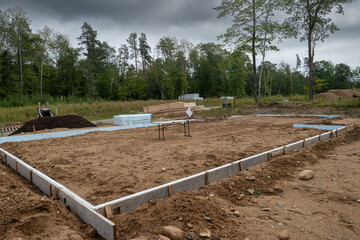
[278,230,290,240]
[298,170,314,180]
[162,226,184,240]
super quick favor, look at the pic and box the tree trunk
[88,60,95,99]
[308,40,314,100]
[40,56,43,97]
[18,32,23,95]
[252,0,258,104]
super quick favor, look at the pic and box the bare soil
[2,116,323,205]
[316,89,360,99]
[0,115,359,240]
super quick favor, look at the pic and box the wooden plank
[168,185,173,197]
[30,170,33,184]
[105,205,113,218]
[205,172,210,185]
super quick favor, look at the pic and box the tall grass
[1,95,359,128]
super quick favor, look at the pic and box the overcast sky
[1,0,359,69]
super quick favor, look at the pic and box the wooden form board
[143,102,196,113]
[0,148,116,240]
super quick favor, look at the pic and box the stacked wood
[143,102,199,114]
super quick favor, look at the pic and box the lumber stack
[143,102,202,114]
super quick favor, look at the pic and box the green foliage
[0,5,358,111]
[313,78,328,93]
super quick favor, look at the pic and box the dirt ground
[0,159,101,239]
[1,116,325,205]
[112,125,360,240]
[0,115,359,240]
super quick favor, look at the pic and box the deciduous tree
[282,0,353,100]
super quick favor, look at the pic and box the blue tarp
[0,123,157,144]
[293,124,344,131]
[256,114,340,118]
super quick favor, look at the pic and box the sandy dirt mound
[316,89,360,99]
[10,115,96,136]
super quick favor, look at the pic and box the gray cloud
[1,0,359,68]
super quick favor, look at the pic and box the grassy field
[0,95,359,128]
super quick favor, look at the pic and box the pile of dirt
[316,89,360,99]
[10,115,96,136]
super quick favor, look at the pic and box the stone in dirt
[277,230,290,240]
[158,236,170,240]
[162,226,184,240]
[185,222,193,229]
[246,176,256,181]
[199,228,211,238]
[298,170,314,180]
[86,226,97,238]
[247,188,255,195]
[186,232,195,240]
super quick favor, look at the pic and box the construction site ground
[1,115,360,240]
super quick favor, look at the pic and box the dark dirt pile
[10,115,96,135]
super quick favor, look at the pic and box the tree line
[0,4,359,107]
